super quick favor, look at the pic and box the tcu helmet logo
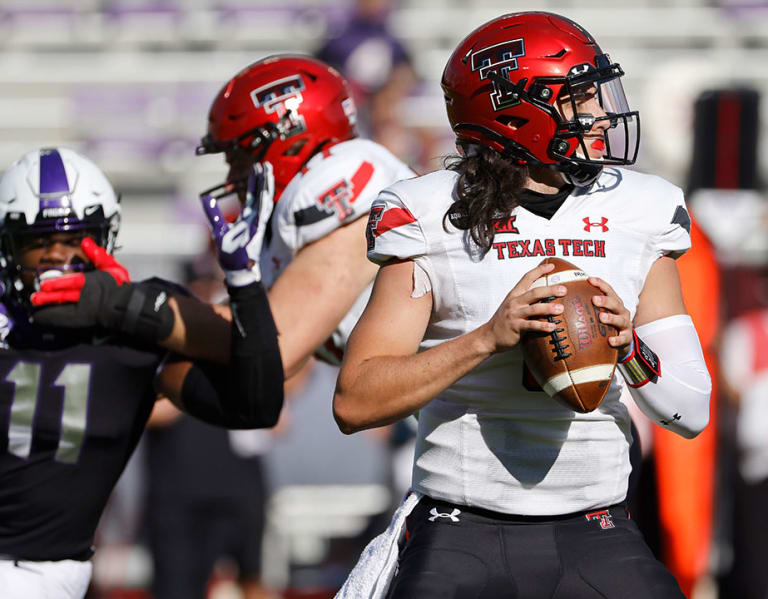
[250,75,306,136]
[428,507,461,523]
[583,216,609,232]
[585,510,615,529]
[470,39,526,111]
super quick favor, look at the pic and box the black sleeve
[178,281,284,429]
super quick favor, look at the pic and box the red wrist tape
[617,329,660,388]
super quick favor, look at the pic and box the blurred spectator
[316,0,414,120]
[145,402,275,599]
[315,0,443,172]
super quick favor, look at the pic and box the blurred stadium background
[2,0,768,598]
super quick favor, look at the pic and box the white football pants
[0,558,92,599]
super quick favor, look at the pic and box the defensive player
[194,54,415,378]
[0,147,282,598]
[334,12,711,598]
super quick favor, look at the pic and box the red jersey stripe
[375,206,417,237]
[348,161,375,203]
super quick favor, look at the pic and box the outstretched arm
[157,163,284,428]
[155,163,376,427]
[155,214,375,427]
[156,280,284,429]
[31,164,285,429]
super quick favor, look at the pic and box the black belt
[421,496,629,523]
[0,549,93,562]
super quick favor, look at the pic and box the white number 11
[6,362,93,464]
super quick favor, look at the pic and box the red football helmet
[442,12,639,185]
[197,54,358,199]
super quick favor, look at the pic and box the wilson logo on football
[583,216,609,232]
[469,39,526,111]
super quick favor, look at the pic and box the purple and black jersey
[0,285,169,561]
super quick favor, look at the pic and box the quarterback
[335,12,711,598]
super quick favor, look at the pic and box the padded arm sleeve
[179,281,284,428]
[627,314,711,439]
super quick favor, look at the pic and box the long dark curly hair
[444,145,528,254]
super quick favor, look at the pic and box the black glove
[32,270,174,343]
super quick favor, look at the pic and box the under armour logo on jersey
[428,508,461,522]
[585,510,615,529]
[583,216,609,232]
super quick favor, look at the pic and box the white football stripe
[530,268,589,289]
[542,364,616,396]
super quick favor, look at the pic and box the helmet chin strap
[557,161,603,187]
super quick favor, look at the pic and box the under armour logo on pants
[428,507,461,522]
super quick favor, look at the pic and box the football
[521,257,619,412]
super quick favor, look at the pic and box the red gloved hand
[31,238,129,306]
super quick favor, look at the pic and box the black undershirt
[517,183,574,220]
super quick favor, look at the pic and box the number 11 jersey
[0,296,166,561]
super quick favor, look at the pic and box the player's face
[557,83,610,160]
[17,231,90,288]
[224,146,257,203]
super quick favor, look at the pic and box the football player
[334,12,711,598]
[28,55,414,418]
[0,147,282,599]
[194,54,415,379]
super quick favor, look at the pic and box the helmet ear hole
[495,116,527,131]
[283,139,308,157]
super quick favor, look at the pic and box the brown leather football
[521,257,619,412]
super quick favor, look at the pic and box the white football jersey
[261,138,415,364]
[368,167,691,515]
